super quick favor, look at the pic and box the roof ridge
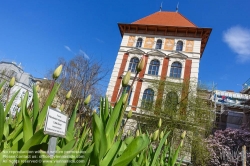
[177,12,197,27]
[132,11,159,24]
[132,11,197,27]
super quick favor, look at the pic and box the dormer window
[155,39,162,49]
[176,41,183,51]
[136,38,143,48]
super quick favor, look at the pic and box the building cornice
[118,23,212,57]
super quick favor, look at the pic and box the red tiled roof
[132,11,197,27]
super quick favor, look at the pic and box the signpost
[44,107,68,157]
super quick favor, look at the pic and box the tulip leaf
[32,85,39,130]
[150,131,170,166]
[0,103,4,144]
[105,93,124,144]
[67,101,79,134]
[37,82,60,130]
[77,127,89,151]
[104,96,109,123]
[22,91,33,143]
[7,122,23,141]
[92,113,108,163]
[4,89,20,118]
[3,122,10,138]
[113,134,150,166]
[171,142,182,166]
[100,140,121,166]
[18,129,46,165]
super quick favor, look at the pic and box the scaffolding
[210,90,250,130]
[241,78,250,94]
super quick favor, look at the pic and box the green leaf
[17,106,23,124]
[67,101,79,134]
[3,123,9,142]
[124,136,134,145]
[80,143,94,166]
[17,129,46,165]
[0,103,5,143]
[104,96,109,124]
[100,141,121,166]
[92,113,108,163]
[32,85,39,130]
[12,131,23,145]
[22,91,33,143]
[113,134,150,166]
[4,89,20,118]
[77,127,89,151]
[137,150,145,165]
[150,131,170,166]
[105,94,124,145]
[100,97,104,123]
[20,129,45,150]
[171,142,182,166]
[7,122,23,141]
[37,83,60,130]
[131,159,140,166]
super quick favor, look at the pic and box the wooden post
[242,145,246,166]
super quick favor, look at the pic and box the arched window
[155,39,162,49]
[148,59,160,75]
[170,62,182,78]
[128,57,139,73]
[136,38,143,48]
[141,88,154,109]
[123,85,132,105]
[176,41,183,51]
[164,91,178,112]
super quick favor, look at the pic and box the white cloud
[220,74,229,80]
[223,26,250,62]
[64,46,89,59]
[95,38,104,43]
[79,49,90,59]
[64,45,72,52]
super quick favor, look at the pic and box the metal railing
[242,78,250,92]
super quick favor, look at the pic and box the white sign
[44,107,68,137]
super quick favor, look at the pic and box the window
[176,41,183,51]
[136,38,143,48]
[170,62,182,78]
[141,88,154,109]
[123,85,132,105]
[155,39,162,49]
[29,78,34,87]
[10,70,17,78]
[148,60,160,75]
[128,57,139,73]
[164,91,178,112]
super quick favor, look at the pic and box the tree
[137,78,215,165]
[206,128,250,165]
[44,55,109,116]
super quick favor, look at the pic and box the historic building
[0,61,36,116]
[106,11,212,113]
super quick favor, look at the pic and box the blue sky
[0,0,250,93]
